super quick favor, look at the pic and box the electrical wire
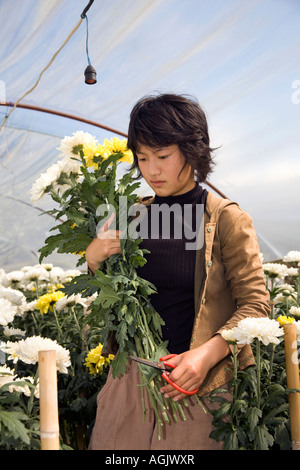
[85,15,91,66]
[0,14,87,133]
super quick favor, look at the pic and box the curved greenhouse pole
[0,101,227,199]
[0,101,128,137]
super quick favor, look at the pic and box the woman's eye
[158,155,168,159]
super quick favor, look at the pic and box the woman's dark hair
[127,93,215,183]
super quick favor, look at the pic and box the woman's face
[136,144,195,197]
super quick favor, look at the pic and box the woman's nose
[148,158,161,176]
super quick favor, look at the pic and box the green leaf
[255,424,274,450]
[231,398,247,416]
[111,350,129,378]
[263,403,289,426]
[247,406,262,439]
[62,273,98,297]
[211,400,232,420]
[0,410,30,445]
[151,310,165,336]
[38,232,66,261]
[136,343,170,384]
[224,427,239,450]
[116,320,129,350]
[209,421,232,442]
[274,423,291,450]
[96,285,120,308]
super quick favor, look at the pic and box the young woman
[86,94,270,450]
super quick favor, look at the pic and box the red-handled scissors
[130,354,199,396]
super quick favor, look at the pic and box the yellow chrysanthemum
[73,250,86,257]
[277,315,295,325]
[35,290,65,315]
[101,137,134,164]
[82,137,133,168]
[82,142,103,169]
[84,343,114,375]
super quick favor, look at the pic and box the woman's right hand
[85,213,122,273]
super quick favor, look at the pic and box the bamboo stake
[283,324,300,450]
[38,350,60,450]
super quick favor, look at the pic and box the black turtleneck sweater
[137,184,207,354]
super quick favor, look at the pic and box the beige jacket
[104,190,270,396]
[190,191,270,395]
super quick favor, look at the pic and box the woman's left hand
[159,334,230,401]
[159,347,210,401]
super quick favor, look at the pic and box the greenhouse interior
[0,0,300,452]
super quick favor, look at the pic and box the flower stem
[71,306,87,348]
[232,343,238,402]
[255,339,261,409]
[52,306,62,340]
[267,343,275,382]
[34,280,40,298]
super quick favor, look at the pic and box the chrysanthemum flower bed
[1,256,300,449]
[208,251,300,450]
[0,263,111,449]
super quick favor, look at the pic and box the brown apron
[88,359,226,450]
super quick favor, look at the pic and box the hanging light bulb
[84,64,97,84]
[82,10,97,84]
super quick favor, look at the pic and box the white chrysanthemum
[221,329,237,344]
[262,263,287,279]
[60,156,82,175]
[0,336,71,374]
[47,266,67,283]
[51,160,81,195]
[20,300,38,314]
[294,321,300,339]
[22,265,49,283]
[286,267,299,277]
[233,317,284,346]
[0,285,26,306]
[41,263,54,271]
[30,160,64,202]
[0,268,7,285]
[0,298,18,326]
[0,366,39,398]
[4,270,24,287]
[3,326,26,337]
[283,251,300,263]
[277,284,296,294]
[0,365,17,388]
[57,131,97,159]
[2,326,24,337]
[9,376,40,398]
[290,306,300,318]
[59,269,82,284]
[55,293,87,311]
[273,292,297,305]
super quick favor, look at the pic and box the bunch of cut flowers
[30,131,202,439]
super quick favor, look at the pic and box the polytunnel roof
[0,0,300,271]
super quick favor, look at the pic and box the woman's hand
[85,213,122,273]
[160,334,230,401]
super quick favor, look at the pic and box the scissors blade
[130,355,168,371]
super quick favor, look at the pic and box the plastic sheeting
[0,0,300,271]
